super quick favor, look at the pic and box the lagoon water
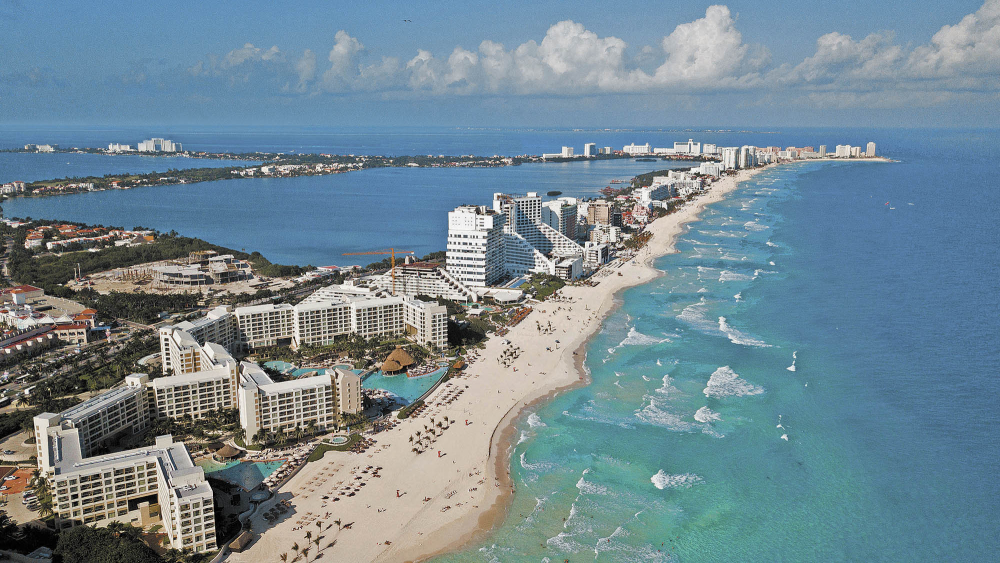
[2,128,998,560]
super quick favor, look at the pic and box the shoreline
[404,164,773,563]
[221,163,786,563]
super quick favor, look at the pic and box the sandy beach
[224,165,770,563]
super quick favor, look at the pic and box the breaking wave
[694,406,722,422]
[719,316,772,347]
[651,470,704,490]
[703,366,764,398]
[608,327,670,353]
[787,351,797,372]
[744,220,769,232]
[719,270,755,282]
[527,413,547,428]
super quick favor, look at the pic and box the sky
[1,0,999,128]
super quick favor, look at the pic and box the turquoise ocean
[2,127,997,560]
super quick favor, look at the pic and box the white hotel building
[237,363,361,439]
[446,192,588,286]
[35,377,216,552]
[446,205,507,287]
[41,431,216,552]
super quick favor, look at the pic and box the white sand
[224,165,770,563]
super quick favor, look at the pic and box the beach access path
[223,165,768,563]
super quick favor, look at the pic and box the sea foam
[651,470,704,489]
[703,366,764,398]
[719,316,772,347]
[787,351,797,372]
[694,406,722,422]
[527,413,547,428]
[719,270,755,282]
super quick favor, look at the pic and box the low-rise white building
[622,143,651,155]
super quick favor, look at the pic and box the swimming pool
[362,366,448,404]
[263,361,295,373]
[198,459,286,490]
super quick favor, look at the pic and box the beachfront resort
[9,135,881,560]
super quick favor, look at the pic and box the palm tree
[292,542,299,553]
[305,530,312,542]
[316,520,323,532]
[312,537,321,551]
[408,435,414,445]
[334,519,342,530]
[301,547,310,560]
[236,427,247,446]
[280,554,288,563]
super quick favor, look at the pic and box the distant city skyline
[1,0,998,127]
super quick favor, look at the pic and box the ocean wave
[594,525,629,559]
[546,532,583,553]
[744,220,769,232]
[719,270,756,282]
[703,366,764,398]
[527,413,547,428]
[576,471,609,495]
[635,396,712,435]
[516,430,530,445]
[697,287,709,293]
[608,327,671,354]
[734,292,742,301]
[655,374,680,397]
[677,299,717,333]
[520,451,552,472]
[718,316,772,348]
[694,406,722,422]
[787,350,797,372]
[766,240,779,247]
[517,496,547,529]
[562,401,635,429]
[651,469,704,490]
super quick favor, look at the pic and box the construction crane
[342,248,414,295]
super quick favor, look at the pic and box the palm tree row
[281,518,349,562]
[409,416,451,454]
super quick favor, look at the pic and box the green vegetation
[1,220,307,295]
[140,408,240,447]
[307,433,363,462]
[397,400,425,420]
[520,273,566,300]
[54,523,162,563]
[76,289,202,324]
[622,231,653,251]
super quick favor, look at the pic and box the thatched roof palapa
[382,346,415,374]
[215,444,243,460]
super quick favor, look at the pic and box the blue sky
[2,0,998,127]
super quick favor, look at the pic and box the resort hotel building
[372,259,479,303]
[446,192,588,286]
[236,363,362,439]
[232,283,448,350]
[34,376,216,552]
[38,430,216,552]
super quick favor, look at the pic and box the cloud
[908,0,1000,79]
[171,1,1000,109]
